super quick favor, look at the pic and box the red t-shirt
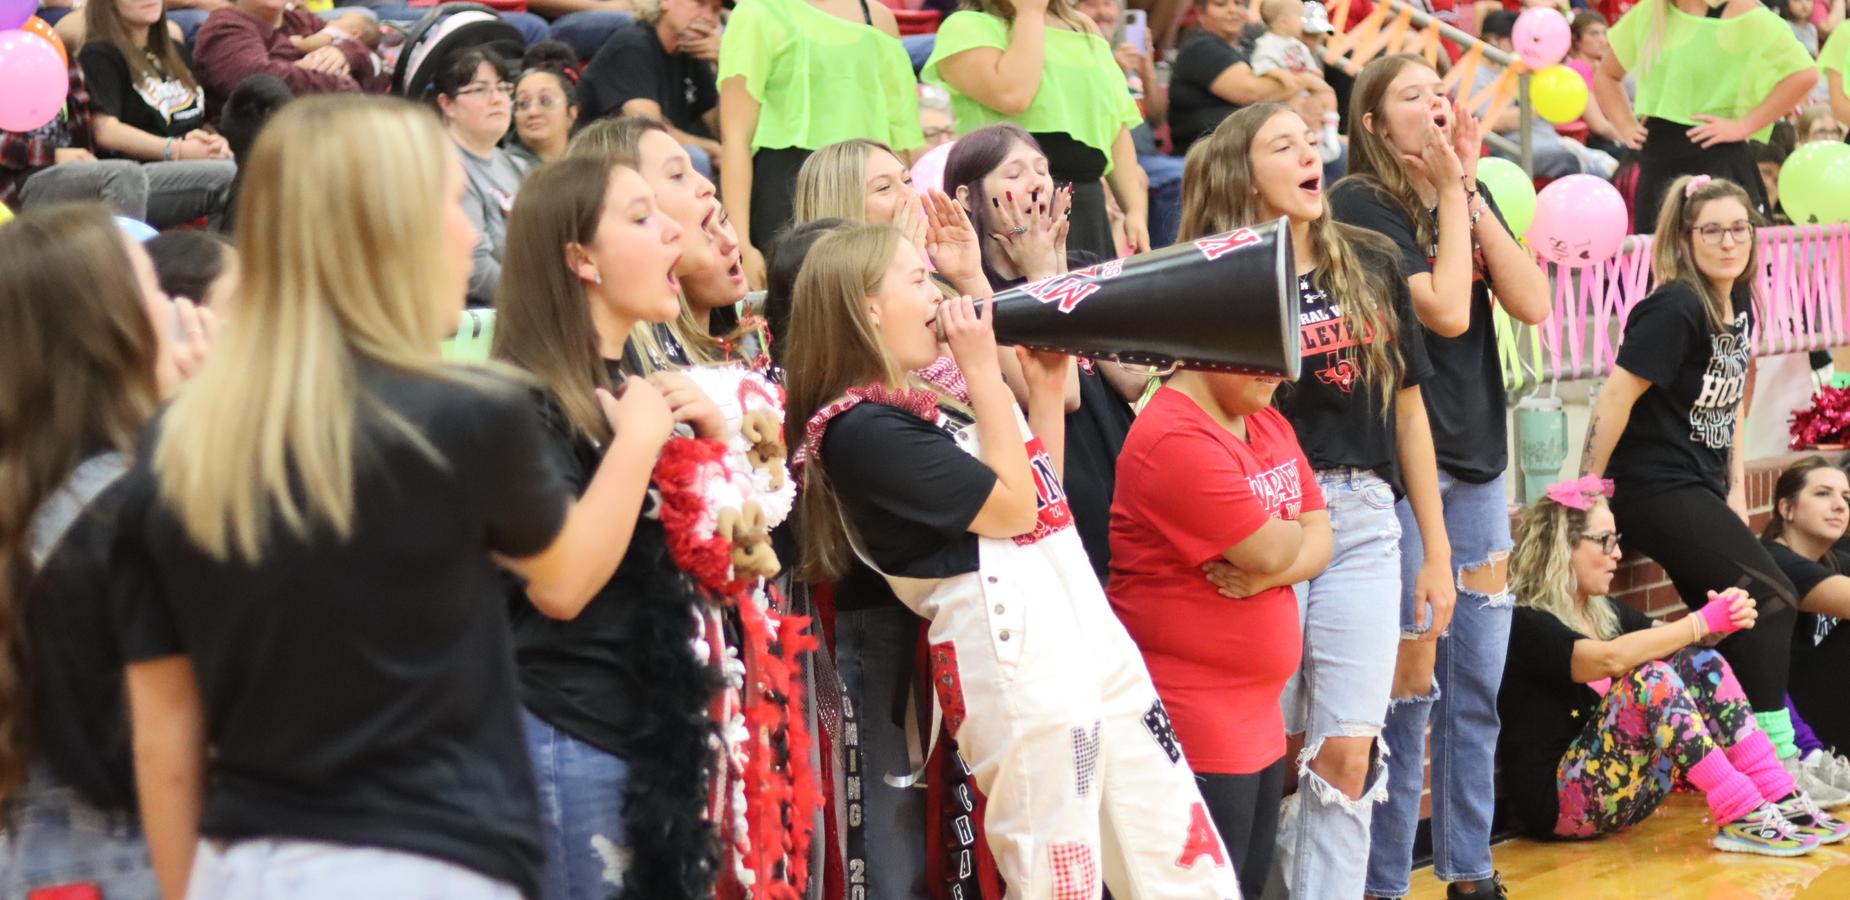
[1106,387,1322,775]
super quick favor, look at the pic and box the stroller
[388,2,526,101]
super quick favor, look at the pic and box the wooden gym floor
[1404,794,1850,899]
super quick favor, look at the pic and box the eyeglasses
[1578,530,1623,554]
[515,96,567,112]
[456,82,515,99]
[1692,222,1753,246]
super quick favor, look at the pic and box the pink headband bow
[1545,475,1614,510]
[1684,174,1713,198]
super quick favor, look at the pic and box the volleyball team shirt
[1107,387,1321,774]
[1274,252,1433,497]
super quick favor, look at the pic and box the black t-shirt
[24,453,137,813]
[110,364,568,898]
[1607,281,1754,502]
[1766,541,1847,674]
[78,42,208,147]
[508,361,680,757]
[579,23,717,133]
[1062,365,1134,580]
[820,403,994,579]
[1168,32,1253,153]
[1329,179,1510,483]
[1275,255,1434,496]
[1497,601,1655,839]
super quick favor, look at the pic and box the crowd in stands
[11,0,1850,899]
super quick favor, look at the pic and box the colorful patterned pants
[1553,648,1755,837]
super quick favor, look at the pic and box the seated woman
[1,62,233,228]
[1166,0,1297,154]
[1498,478,1844,855]
[192,0,388,121]
[80,0,235,180]
[510,63,579,166]
[436,49,526,305]
[1763,457,1850,766]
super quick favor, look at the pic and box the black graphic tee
[1329,180,1511,483]
[1607,281,1754,502]
[1274,251,1433,496]
[79,43,207,147]
[1765,541,1846,671]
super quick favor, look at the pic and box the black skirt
[751,146,814,255]
[1633,118,1769,233]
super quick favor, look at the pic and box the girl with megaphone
[1145,101,1450,900]
[784,223,1242,898]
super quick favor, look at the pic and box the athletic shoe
[1713,803,1820,857]
[1803,750,1850,797]
[1444,873,1508,899]
[1785,754,1850,808]
[1777,791,1850,844]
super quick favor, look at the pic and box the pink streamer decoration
[1520,226,1850,383]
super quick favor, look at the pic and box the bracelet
[163,137,175,161]
[1690,613,1707,643]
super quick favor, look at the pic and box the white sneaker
[1785,754,1850,808]
[1805,750,1850,795]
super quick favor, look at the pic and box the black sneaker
[1446,873,1509,899]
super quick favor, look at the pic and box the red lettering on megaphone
[1022,274,1101,313]
[1194,228,1261,262]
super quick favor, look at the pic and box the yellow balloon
[1531,65,1589,125]
[0,203,12,227]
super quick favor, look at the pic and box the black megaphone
[988,217,1300,378]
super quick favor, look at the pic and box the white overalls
[845,406,1241,900]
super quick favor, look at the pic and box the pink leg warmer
[1726,731,1798,803]
[1688,750,1763,824]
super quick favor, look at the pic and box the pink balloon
[1513,8,1571,70]
[1527,174,1628,268]
[0,30,67,133]
[910,140,955,197]
[0,0,33,30]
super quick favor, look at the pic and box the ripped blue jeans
[1278,468,1402,899]
[1367,470,1514,896]
[521,708,629,900]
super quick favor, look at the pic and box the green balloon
[1782,141,1850,225]
[442,308,495,362]
[1476,157,1537,237]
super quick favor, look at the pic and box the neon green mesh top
[1820,22,1850,79]
[1607,4,1814,140]
[716,0,924,154]
[921,12,1142,172]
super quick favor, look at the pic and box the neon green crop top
[1607,4,1813,140]
[717,0,925,154]
[921,11,1142,171]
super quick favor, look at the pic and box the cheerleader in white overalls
[784,223,1240,899]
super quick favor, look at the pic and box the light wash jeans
[1367,470,1515,896]
[185,838,520,899]
[0,761,156,900]
[521,708,630,900]
[1275,468,1402,899]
